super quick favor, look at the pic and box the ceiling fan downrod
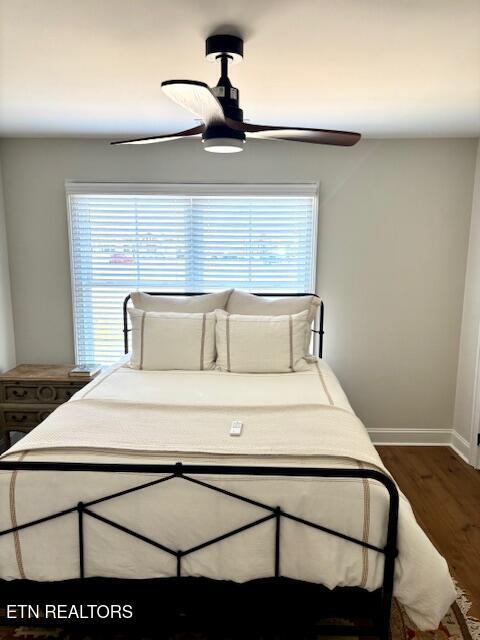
[207,35,244,123]
[203,34,246,151]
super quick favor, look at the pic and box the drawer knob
[12,389,28,398]
[11,414,27,423]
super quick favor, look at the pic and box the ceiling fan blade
[225,118,360,146]
[110,125,204,146]
[247,129,360,146]
[161,80,225,127]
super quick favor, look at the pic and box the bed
[0,293,455,638]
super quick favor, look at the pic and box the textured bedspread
[0,361,455,630]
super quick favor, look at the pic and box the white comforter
[0,361,455,629]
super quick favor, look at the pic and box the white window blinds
[66,183,318,365]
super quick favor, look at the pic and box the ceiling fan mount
[111,33,361,152]
[205,34,244,64]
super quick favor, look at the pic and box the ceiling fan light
[203,137,244,153]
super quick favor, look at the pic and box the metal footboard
[0,461,398,639]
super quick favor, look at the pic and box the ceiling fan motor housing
[202,124,245,143]
[211,84,243,121]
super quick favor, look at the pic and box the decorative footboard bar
[0,461,398,639]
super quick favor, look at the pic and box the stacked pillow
[215,309,311,373]
[128,289,320,373]
[129,309,217,371]
[130,290,232,313]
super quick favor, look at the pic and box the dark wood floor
[377,446,480,618]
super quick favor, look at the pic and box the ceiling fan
[111,34,361,153]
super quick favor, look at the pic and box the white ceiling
[0,0,479,139]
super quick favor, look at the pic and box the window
[66,183,318,364]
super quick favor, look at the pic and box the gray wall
[0,159,15,372]
[0,137,477,434]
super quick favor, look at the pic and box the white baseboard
[368,428,473,464]
[450,431,471,463]
[368,428,452,446]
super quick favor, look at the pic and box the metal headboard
[123,292,324,358]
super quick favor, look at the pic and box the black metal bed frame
[0,292,398,639]
[122,291,325,357]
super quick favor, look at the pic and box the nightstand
[0,364,93,450]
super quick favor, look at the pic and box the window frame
[66,182,319,364]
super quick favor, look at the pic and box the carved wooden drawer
[4,382,84,404]
[3,408,53,429]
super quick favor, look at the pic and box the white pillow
[226,290,320,351]
[130,289,232,313]
[128,309,216,371]
[215,309,311,373]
